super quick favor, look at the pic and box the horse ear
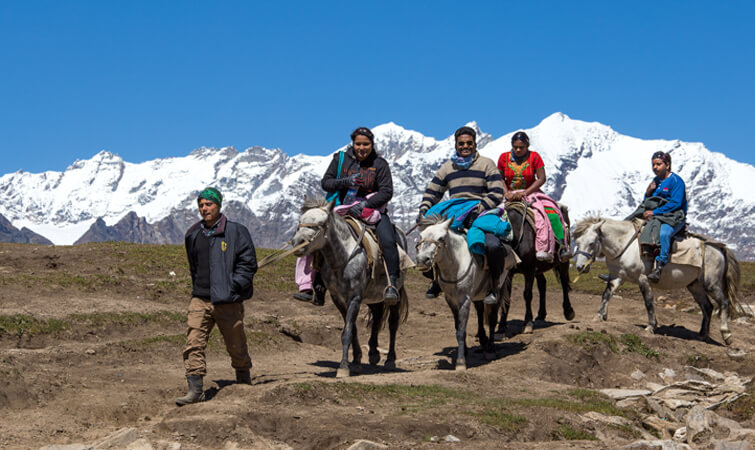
[325,198,336,213]
[442,218,453,230]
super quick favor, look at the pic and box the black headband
[350,127,374,144]
[652,151,671,165]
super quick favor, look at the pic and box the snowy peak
[0,114,753,260]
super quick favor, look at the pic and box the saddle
[342,216,415,279]
[631,219,703,268]
[503,201,536,233]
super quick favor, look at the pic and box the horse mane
[301,196,330,212]
[573,216,604,238]
[418,214,448,228]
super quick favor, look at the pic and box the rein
[571,221,640,283]
[257,222,323,269]
[416,236,474,284]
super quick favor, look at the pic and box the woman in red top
[498,131,570,262]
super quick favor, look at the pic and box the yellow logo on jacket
[221,241,227,252]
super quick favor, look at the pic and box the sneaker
[425,281,441,299]
[598,274,611,282]
[293,290,313,302]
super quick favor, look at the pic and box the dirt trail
[0,243,753,449]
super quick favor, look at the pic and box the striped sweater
[420,153,504,214]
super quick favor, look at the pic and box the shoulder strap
[326,151,345,206]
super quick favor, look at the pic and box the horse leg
[595,277,621,321]
[535,272,547,322]
[686,280,713,341]
[495,274,512,340]
[367,303,383,366]
[474,301,488,349]
[523,273,535,334]
[455,295,472,370]
[559,263,575,321]
[384,303,400,370]
[638,278,657,333]
[337,295,363,378]
[484,303,498,360]
[707,283,732,346]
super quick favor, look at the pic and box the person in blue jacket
[642,151,688,282]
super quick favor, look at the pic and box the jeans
[485,233,507,284]
[375,214,400,279]
[657,221,685,265]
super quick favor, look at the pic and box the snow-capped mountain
[1,113,753,260]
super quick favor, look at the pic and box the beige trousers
[183,297,252,376]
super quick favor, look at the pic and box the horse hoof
[455,363,467,371]
[494,332,505,342]
[535,315,546,323]
[336,367,350,378]
[369,353,380,366]
[593,314,606,322]
[523,322,534,334]
[644,326,656,335]
[484,351,496,361]
[722,332,733,346]
[564,309,575,321]
[384,360,396,371]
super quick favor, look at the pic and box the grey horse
[415,216,517,370]
[573,217,741,345]
[291,197,409,377]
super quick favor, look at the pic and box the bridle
[257,213,326,268]
[415,233,474,284]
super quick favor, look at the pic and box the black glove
[348,201,367,218]
[463,211,479,228]
[334,173,361,190]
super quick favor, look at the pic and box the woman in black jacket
[321,127,400,300]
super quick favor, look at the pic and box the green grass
[470,408,528,431]
[554,423,598,440]
[568,331,619,353]
[0,311,185,337]
[568,331,661,359]
[0,314,70,336]
[508,397,626,417]
[621,333,660,359]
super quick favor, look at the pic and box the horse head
[291,197,333,256]
[573,217,604,273]
[415,216,453,272]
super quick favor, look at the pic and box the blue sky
[1,1,753,174]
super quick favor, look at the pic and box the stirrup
[383,285,399,305]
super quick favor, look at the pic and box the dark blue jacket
[648,172,687,216]
[185,214,257,304]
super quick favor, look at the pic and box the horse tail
[721,245,750,318]
[366,287,410,330]
[398,286,410,324]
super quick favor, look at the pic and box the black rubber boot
[236,369,251,385]
[384,276,399,303]
[648,262,664,283]
[175,375,205,406]
[425,280,441,299]
[312,275,326,306]
[558,244,573,262]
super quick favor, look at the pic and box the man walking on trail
[176,187,258,406]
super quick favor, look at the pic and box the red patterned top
[497,151,545,190]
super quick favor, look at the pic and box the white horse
[291,197,409,378]
[415,216,517,370]
[573,217,741,345]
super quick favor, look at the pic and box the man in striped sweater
[418,126,506,304]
